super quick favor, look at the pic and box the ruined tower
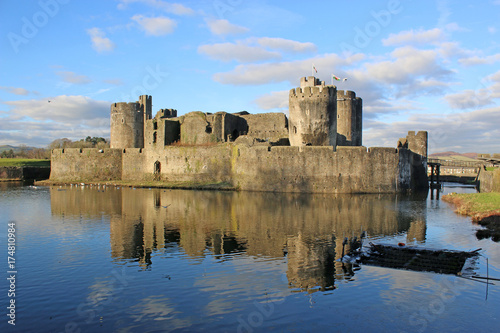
[406,131,428,160]
[288,76,337,146]
[336,90,362,146]
[139,95,152,123]
[110,95,151,149]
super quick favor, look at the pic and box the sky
[1,0,499,154]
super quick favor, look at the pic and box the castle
[49,76,428,193]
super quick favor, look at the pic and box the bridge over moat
[427,156,500,188]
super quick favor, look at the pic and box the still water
[1,182,498,332]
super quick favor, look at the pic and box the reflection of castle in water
[50,187,427,291]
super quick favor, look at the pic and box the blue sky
[1,0,499,153]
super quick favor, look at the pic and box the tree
[47,138,73,150]
[85,136,107,146]
[47,137,109,150]
[18,144,28,158]
[29,148,49,159]
[1,149,15,158]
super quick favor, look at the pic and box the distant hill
[429,151,478,160]
[0,145,37,153]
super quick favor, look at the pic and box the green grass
[485,167,498,171]
[442,192,500,216]
[0,158,50,167]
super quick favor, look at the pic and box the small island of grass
[442,192,500,242]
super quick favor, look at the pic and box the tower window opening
[231,129,239,141]
[153,132,157,143]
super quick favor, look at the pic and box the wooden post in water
[428,162,442,195]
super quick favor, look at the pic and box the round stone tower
[110,95,152,149]
[110,102,144,149]
[336,90,362,146]
[288,76,337,146]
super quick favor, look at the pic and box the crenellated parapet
[300,76,325,89]
[156,108,177,118]
[289,85,335,98]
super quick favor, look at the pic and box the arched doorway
[154,161,161,180]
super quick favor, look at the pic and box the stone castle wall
[50,144,424,193]
[50,148,122,181]
[241,113,289,143]
[139,145,234,183]
[233,145,408,193]
[478,168,500,192]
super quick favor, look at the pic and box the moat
[1,183,498,332]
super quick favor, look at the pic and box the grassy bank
[0,158,50,167]
[442,192,500,216]
[442,192,500,242]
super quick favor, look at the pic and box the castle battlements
[300,76,325,88]
[336,90,357,100]
[111,102,140,111]
[155,108,177,118]
[289,85,335,98]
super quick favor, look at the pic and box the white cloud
[488,26,497,34]
[0,86,30,96]
[132,15,177,36]
[363,99,421,119]
[117,0,194,15]
[103,79,124,86]
[1,96,111,146]
[444,89,494,109]
[213,53,365,85]
[458,53,500,66]
[363,106,500,154]
[442,70,500,109]
[437,41,471,59]
[364,46,451,85]
[443,22,469,32]
[255,37,316,53]
[198,43,281,63]
[489,70,500,82]
[86,28,115,53]
[383,28,445,46]
[56,71,92,84]
[198,37,317,63]
[5,95,109,121]
[253,90,289,111]
[206,19,249,35]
